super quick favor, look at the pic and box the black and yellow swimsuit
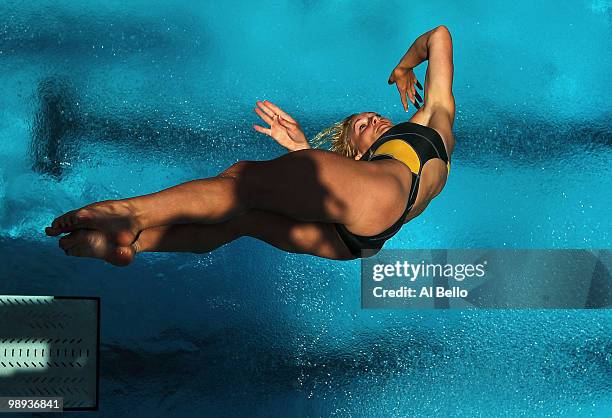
[335,121,450,257]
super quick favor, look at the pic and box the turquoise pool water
[0,0,611,416]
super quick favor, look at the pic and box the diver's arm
[387,26,440,111]
[395,26,441,70]
[388,26,454,112]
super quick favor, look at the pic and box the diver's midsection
[404,158,449,222]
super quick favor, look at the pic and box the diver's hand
[253,100,310,152]
[388,66,424,112]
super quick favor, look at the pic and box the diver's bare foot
[46,200,141,246]
[58,229,136,267]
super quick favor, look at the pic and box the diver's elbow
[435,25,451,35]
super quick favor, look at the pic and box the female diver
[45,25,456,266]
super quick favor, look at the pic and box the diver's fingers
[253,124,272,136]
[415,90,423,103]
[409,86,416,105]
[409,87,421,109]
[277,116,293,130]
[254,106,273,126]
[263,101,296,123]
[397,86,408,112]
[256,100,276,120]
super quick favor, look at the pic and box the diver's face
[349,112,393,159]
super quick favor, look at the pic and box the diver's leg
[134,210,355,259]
[47,149,410,245]
[59,210,355,265]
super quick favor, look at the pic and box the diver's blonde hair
[310,113,358,158]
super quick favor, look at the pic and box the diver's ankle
[122,198,146,232]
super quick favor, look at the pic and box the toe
[48,216,76,234]
[47,215,68,235]
[52,212,70,228]
[71,210,95,230]
[45,226,60,236]
[57,209,91,233]
[59,234,77,251]
[52,209,95,234]
[51,211,74,233]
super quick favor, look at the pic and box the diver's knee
[217,160,264,210]
[218,160,254,179]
